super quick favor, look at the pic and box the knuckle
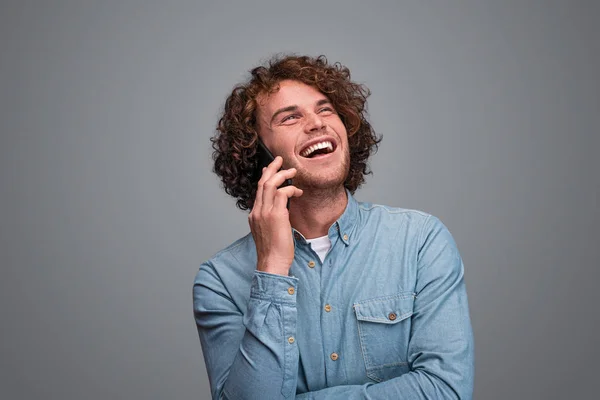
[263,181,275,190]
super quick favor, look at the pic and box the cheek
[278,139,299,159]
[330,117,348,136]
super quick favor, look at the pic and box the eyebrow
[269,98,332,126]
[270,105,298,126]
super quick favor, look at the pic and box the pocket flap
[354,292,415,324]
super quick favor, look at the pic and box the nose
[305,112,325,133]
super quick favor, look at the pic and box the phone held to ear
[256,139,293,209]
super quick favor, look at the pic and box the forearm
[195,269,300,400]
[295,370,467,400]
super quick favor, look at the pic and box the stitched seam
[367,361,409,370]
[366,370,383,383]
[353,292,416,305]
[249,295,296,306]
[355,311,413,323]
[281,304,293,397]
[355,307,411,382]
[211,235,250,263]
[358,204,429,217]
[355,306,373,369]
[416,214,433,263]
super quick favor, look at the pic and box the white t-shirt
[306,235,331,263]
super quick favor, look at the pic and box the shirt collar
[329,189,357,246]
[293,189,358,247]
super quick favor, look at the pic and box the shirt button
[288,336,295,344]
[343,234,348,241]
[388,312,397,321]
[330,352,339,361]
[308,260,315,268]
[324,304,331,312]
[287,287,295,295]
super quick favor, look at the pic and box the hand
[248,156,303,276]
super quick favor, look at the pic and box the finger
[266,167,297,189]
[257,156,283,186]
[253,167,267,210]
[261,168,298,211]
[256,157,284,210]
[273,186,303,210]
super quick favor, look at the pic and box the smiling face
[256,80,350,191]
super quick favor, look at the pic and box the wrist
[257,258,292,276]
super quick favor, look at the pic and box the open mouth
[300,140,336,158]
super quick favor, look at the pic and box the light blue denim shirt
[193,193,474,399]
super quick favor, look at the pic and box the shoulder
[195,233,256,284]
[354,199,457,251]
[356,199,435,234]
[206,233,255,265]
[193,233,257,309]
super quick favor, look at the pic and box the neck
[288,187,348,239]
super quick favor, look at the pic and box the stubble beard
[291,150,350,196]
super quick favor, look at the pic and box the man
[194,55,474,399]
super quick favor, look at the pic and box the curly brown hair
[211,54,382,210]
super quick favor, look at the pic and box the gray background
[1,1,598,399]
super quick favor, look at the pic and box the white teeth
[301,141,334,157]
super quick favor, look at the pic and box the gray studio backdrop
[1,1,598,399]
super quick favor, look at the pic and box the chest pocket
[353,292,415,382]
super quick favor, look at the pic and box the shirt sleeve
[194,265,300,399]
[294,215,475,399]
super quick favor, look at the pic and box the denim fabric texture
[193,193,474,399]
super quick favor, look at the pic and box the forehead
[256,80,328,113]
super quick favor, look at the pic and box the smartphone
[256,139,292,208]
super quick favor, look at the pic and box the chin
[296,169,348,191]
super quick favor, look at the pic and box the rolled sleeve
[250,271,298,303]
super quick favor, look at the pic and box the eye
[318,106,334,114]
[281,114,299,123]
